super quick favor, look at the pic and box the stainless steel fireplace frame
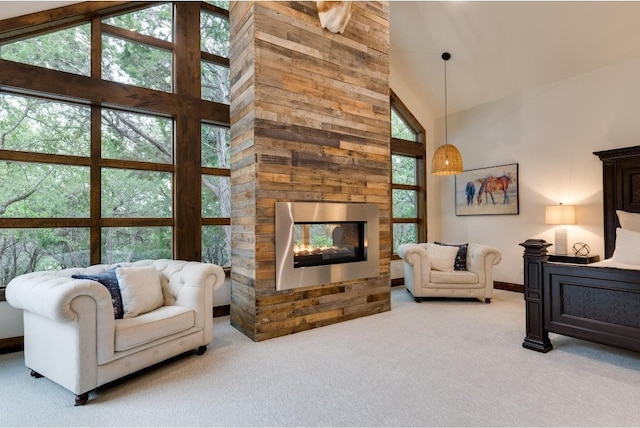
[275,202,380,291]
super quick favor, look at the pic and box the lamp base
[555,227,568,255]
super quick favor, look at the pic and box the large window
[390,90,426,255]
[0,2,230,286]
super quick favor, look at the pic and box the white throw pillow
[116,265,164,318]
[611,227,640,265]
[616,210,640,232]
[425,243,458,272]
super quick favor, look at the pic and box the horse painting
[477,174,513,205]
[455,164,518,215]
[465,182,475,205]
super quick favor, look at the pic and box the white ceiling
[0,1,78,20]
[390,1,640,115]
[4,1,640,116]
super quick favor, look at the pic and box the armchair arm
[150,260,225,345]
[466,243,502,290]
[397,243,431,267]
[397,243,432,293]
[7,272,117,366]
[6,272,114,323]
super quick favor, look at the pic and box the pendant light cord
[442,52,451,159]
[444,56,448,149]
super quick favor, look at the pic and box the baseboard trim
[390,278,404,287]
[494,281,524,293]
[213,304,230,317]
[0,336,23,354]
[390,278,524,294]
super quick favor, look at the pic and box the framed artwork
[455,163,519,216]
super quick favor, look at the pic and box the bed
[520,145,640,353]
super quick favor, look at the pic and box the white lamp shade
[545,205,576,225]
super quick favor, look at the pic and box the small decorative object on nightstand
[548,253,600,264]
[572,242,590,256]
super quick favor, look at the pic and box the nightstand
[547,254,600,264]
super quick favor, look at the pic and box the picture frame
[455,163,519,216]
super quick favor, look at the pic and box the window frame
[390,89,426,258]
[0,2,231,286]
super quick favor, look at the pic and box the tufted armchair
[6,259,225,405]
[398,243,502,303]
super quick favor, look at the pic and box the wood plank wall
[229,1,390,341]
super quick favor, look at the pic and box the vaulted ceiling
[390,1,640,115]
[4,1,640,117]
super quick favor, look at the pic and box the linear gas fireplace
[275,202,379,291]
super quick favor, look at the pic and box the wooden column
[229,1,391,341]
[174,2,202,261]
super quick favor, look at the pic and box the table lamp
[545,203,576,255]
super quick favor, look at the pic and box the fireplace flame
[293,244,356,258]
[293,244,329,255]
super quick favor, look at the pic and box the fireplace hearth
[275,202,379,290]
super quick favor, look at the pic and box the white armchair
[398,243,502,303]
[6,259,225,405]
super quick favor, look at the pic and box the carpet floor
[1,287,639,427]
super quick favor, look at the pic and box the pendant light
[432,52,463,176]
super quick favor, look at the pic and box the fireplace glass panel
[275,201,379,291]
[293,221,366,268]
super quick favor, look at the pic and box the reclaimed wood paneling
[230,1,390,341]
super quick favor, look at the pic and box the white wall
[215,277,231,308]
[0,301,23,338]
[393,55,640,285]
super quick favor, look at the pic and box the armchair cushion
[114,305,194,351]
[72,266,124,319]
[425,243,458,271]
[116,265,164,318]
[435,242,468,270]
[430,270,478,285]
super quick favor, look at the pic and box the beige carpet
[1,287,639,427]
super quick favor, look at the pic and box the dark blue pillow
[72,266,123,319]
[435,242,468,271]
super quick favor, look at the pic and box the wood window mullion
[90,107,102,264]
[89,17,102,264]
[173,2,202,261]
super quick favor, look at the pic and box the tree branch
[0,169,51,215]
[104,111,172,160]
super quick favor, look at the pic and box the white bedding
[589,258,640,271]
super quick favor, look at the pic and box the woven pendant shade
[432,51,463,176]
[431,143,463,175]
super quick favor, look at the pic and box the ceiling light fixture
[432,52,463,176]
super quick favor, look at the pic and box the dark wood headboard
[594,145,640,258]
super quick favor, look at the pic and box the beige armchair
[6,259,225,405]
[398,243,502,303]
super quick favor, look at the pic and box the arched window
[390,90,426,256]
